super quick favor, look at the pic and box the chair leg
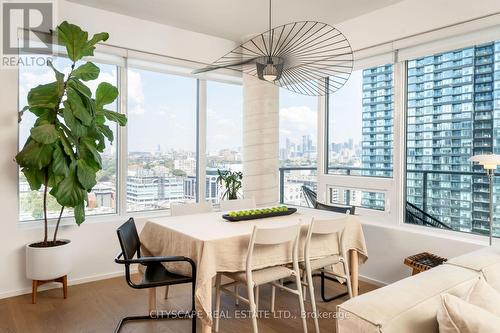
[302,272,308,302]
[306,268,320,333]
[271,285,276,313]
[255,286,260,311]
[164,285,170,299]
[115,311,195,333]
[215,274,222,333]
[294,272,308,333]
[320,272,349,302]
[235,285,239,306]
[191,280,197,333]
[247,283,259,333]
[148,288,157,314]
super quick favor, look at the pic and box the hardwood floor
[0,275,378,333]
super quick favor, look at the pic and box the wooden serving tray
[222,207,297,222]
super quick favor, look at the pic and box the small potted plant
[216,169,243,200]
[16,21,127,294]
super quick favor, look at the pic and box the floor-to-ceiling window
[405,41,500,237]
[325,64,394,210]
[279,89,318,206]
[206,81,243,204]
[126,67,197,212]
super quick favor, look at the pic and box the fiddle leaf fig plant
[16,21,127,246]
[216,169,243,200]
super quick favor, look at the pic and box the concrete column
[242,74,279,206]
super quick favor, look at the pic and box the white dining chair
[214,223,308,333]
[163,201,213,300]
[302,217,353,333]
[219,197,257,305]
[220,197,256,212]
[170,201,213,216]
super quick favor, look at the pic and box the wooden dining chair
[302,217,353,333]
[214,223,308,333]
[220,197,256,211]
[171,201,213,216]
[114,218,197,333]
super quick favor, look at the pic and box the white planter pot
[26,240,72,281]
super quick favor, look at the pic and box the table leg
[349,250,359,297]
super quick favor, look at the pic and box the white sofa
[337,246,500,333]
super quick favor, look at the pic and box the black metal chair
[115,218,197,333]
[313,201,356,302]
[314,201,356,215]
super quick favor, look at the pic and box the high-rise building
[361,64,394,178]
[356,64,395,212]
[404,42,500,234]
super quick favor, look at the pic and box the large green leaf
[81,32,109,58]
[28,107,51,117]
[53,163,86,207]
[48,60,65,92]
[57,21,89,62]
[67,78,92,98]
[79,137,102,170]
[28,82,60,109]
[62,103,88,138]
[16,140,53,169]
[97,123,113,142]
[52,144,70,176]
[21,167,44,191]
[47,166,64,188]
[102,109,127,126]
[95,82,118,109]
[76,159,97,190]
[66,88,92,126]
[30,123,59,144]
[72,62,100,81]
[74,203,85,225]
[88,128,106,152]
[58,128,76,160]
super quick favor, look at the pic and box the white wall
[0,0,235,298]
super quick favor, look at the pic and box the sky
[206,81,243,153]
[19,59,362,155]
[328,70,363,144]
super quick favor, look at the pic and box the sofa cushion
[466,278,500,316]
[337,265,478,333]
[437,294,500,333]
[482,262,500,291]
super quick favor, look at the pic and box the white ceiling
[66,0,404,42]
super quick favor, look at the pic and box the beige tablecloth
[140,207,368,326]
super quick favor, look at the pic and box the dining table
[140,206,368,333]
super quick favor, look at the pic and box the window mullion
[117,59,128,217]
[197,79,207,202]
[393,60,407,224]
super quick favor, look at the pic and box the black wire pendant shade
[193,20,354,96]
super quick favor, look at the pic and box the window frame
[318,61,401,222]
